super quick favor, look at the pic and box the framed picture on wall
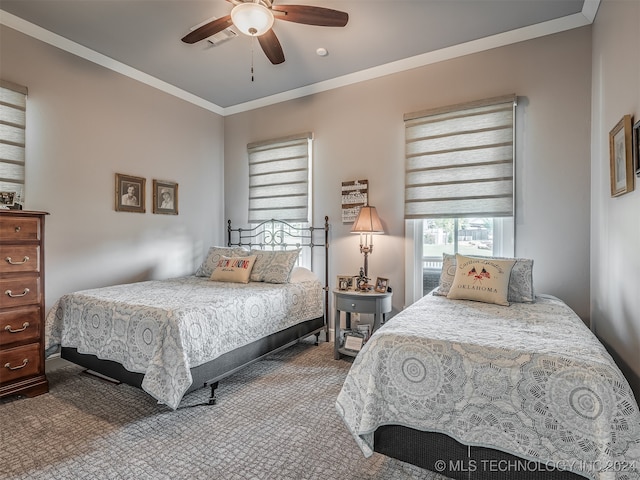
[115,173,145,213]
[153,180,178,215]
[341,179,368,224]
[609,114,634,197]
[633,118,640,177]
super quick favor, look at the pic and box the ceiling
[0,0,596,115]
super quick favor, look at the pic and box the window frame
[403,95,517,307]
[0,80,28,208]
[247,132,313,224]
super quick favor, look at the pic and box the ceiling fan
[181,0,349,65]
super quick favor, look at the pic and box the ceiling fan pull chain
[251,36,255,82]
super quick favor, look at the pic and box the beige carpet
[1,339,450,480]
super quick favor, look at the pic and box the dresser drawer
[0,216,41,242]
[335,295,378,314]
[0,245,40,274]
[0,277,41,308]
[0,306,41,347]
[0,342,41,384]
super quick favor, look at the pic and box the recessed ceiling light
[316,47,328,57]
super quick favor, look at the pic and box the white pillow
[209,255,257,284]
[289,266,319,283]
[446,254,516,306]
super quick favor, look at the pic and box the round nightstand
[333,289,392,360]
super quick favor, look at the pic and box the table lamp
[351,205,384,278]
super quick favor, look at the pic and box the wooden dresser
[0,210,49,399]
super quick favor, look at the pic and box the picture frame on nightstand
[337,275,352,291]
[375,277,389,293]
[344,332,365,352]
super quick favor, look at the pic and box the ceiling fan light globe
[231,3,274,36]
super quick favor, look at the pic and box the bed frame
[374,426,585,480]
[227,216,330,341]
[61,217,330,407]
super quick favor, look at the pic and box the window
[403,95,517,305]
[247,132,313,223]
[0,81,27,207]
[422,217,514,260]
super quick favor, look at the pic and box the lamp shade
[351,206,384,234]
[231,3,274,36]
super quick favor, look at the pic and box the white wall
[590,0,640,394]
[224,27,593,325]
[5,7,635,394]
[0,26,226,311]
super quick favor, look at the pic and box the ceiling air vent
[189,17,238,47]
[206,27,237,46]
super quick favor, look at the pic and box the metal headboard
[227,216,330,338]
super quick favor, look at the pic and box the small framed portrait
[374,277,389,293]
[115,173,145,213]
[337,275,352,291]
[153,180,178,215]
[0,191,15,208]
[633,118,640,177]
[343,332,365,352]
[609,115,634,197]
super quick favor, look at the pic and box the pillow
[446,254,516,306]
[250,249,300,283]
[507,258,535,302]
[432,253,458,297]
[209,255,257,283]
[195,246,250,277]
[289,266,319,283]
[434,253,535,303]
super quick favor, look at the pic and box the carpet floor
[0,339,450,480]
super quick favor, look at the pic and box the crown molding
[1,1,599,117]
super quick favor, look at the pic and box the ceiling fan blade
[181,15,234,44]
[258,29,285,65]
[271,5,348,27]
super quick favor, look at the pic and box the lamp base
[363,253,369,279]
[360,244,372,280]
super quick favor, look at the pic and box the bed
[45,218,329,410]
[336,254,640,480]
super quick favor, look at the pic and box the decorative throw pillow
[432,253,458,297]
[506,258,535,302]
[434,253,535,303]
[195,246,250,277]
[250,249,300,283]
[209,255,257,283]
[446,254,516,306]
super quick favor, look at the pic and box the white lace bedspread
[46,276,323,409]
[336,293,640,480]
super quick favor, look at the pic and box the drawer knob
[4,288,30,298]
[4,322,30,333]
[4,359,29,371]
[14,226,21,233]
[5,256,29,265]
[351,303,356,308]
